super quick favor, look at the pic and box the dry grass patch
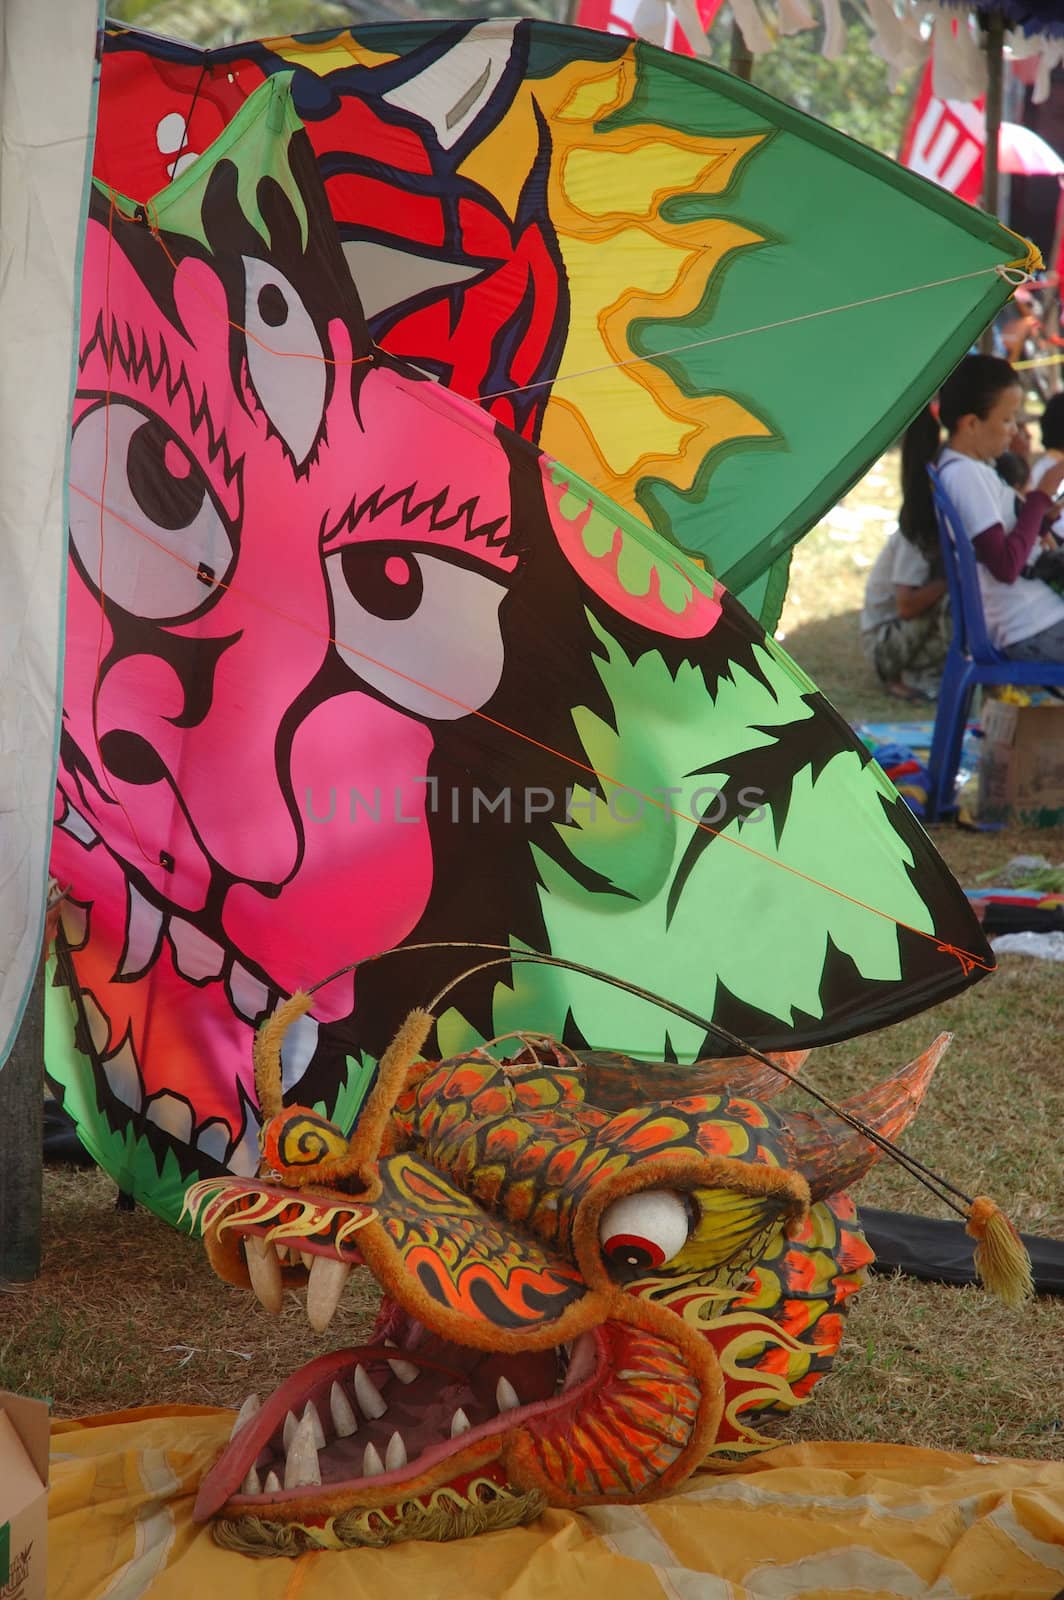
[0,1166,380,1417]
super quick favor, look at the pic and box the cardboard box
[0,1390,48,1600]
[978,699,1064,827]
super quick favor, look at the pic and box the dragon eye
[598,1190,692,1278]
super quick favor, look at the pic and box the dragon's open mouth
[197,1291,604,1519]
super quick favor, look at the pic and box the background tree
[751,6,920,157]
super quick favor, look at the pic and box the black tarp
[861,1206,1064,1297]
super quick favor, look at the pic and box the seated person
[860,528,949,701]
[905,354,1064,662]
[1028,392,1064,537]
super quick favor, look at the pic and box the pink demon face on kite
[53,130,723,1175]
[57,150,521,1145]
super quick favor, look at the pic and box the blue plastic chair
[925,463,1064,820]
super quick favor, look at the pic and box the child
[861,412,952,700]
[904,354,1064,662]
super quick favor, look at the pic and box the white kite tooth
[362,1441,384,1477]
[241,1465,262,1495]
[301,1400,326,1451]
[195,1118,230,1164]
[245,1235,283,1314]
[230,1393,261,1439]
[280,1012,319,1096]
[283,1410,299,1452]
[353,1364,387,1419]
[228,961,269,1024]
[144,1091,193,1144]
[300,1251,315,1271]
[120,883,163,978]
[58,804,99,847]
[168,915,224,980]
[384,1431,407,1472]
[450,1408,471,1437]
[330,1382,358,1438]
[283,1413,321,1489]
[306,1256,350,1334]
[495,1376,520,1413]
[387,1356,418,1385]
[100,1040,143,1113]
[263,1470,281,1494]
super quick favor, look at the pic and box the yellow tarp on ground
[49,1408,1064,1599]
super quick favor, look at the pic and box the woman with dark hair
[902,354,1064,663]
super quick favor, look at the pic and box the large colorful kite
[49,19,1024,1227]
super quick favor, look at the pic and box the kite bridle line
[475,264,1035,404]
[300,940,975,1218]
[75,197,996,981]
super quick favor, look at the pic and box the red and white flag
[899,62,985,205]
[572,0,726,57]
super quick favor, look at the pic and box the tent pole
[0,958,44,1283]
[979,9,1006,354]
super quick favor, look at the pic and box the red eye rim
[601,1232,668,1268]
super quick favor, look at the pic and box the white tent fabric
[0,0,101,1067]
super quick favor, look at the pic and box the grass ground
[4,452,1063,1461]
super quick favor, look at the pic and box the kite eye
[69,401,234,621]
[325,544,507,720]
[598,1190,693,1280]
[243,258,326,463]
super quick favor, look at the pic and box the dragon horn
[780,1032,951,1199]
[687,1049,809,1101]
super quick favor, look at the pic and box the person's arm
[895,577,947,619]
[972,490,1054,583]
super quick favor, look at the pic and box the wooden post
[729,18,754,82]
[980,10,1006,355]
[0,959,44,1282]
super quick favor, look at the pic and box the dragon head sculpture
[186,1003,955,1553]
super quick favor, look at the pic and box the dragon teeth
[353,1364,387,1419]
[384,1431,407,1472]
[245,1235,283,1315]
[263,1470,281,1494]
[330,1381,358,1438]
[450,1408,471,1437]
[495,1376,520,1413]
[387,1356,418,1385]
[229,1393,261,1439]
[282,1410,299,1451]
[241,1465,261,1495]
[306,1255,350,1333]
[362,1442,384,1477]
[283,1412,321,1489]
[302,1400,326,1450]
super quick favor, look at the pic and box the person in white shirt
[860,528,949,699]
[905,354,1064,662]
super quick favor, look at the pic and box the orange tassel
[965,1195,1034,1308]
